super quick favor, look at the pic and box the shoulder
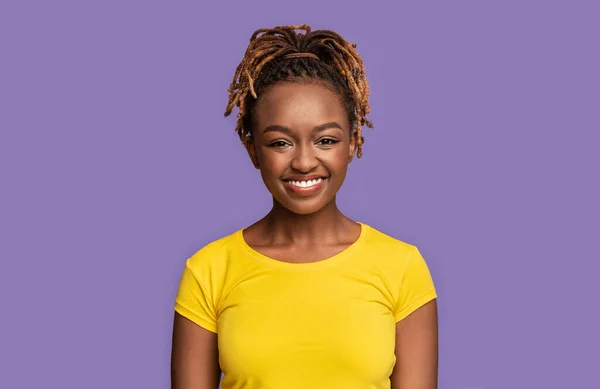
[185,230,241,276]
[362,224,437,312]
[363,223,417,259]
[361,223,432,278]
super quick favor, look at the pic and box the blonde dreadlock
[224,24,373,158]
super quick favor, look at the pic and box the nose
[290,144,319,173]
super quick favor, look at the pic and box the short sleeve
[174,259,218,333]
[393,245,437,322]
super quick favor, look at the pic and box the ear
[348,129,359,163]
[243,135,261,169]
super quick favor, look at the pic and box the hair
[224,24,373,158]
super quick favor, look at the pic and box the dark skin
[243,81,362,262]
[171,81,438,389]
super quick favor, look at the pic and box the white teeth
[288,178,324,188]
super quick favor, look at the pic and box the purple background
[1,1,598,388]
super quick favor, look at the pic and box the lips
[283,174,328,181]
[284,177,325,188]
[281,176,328,197]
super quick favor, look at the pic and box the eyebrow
[262,122,343,135]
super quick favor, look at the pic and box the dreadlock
[224,24,373,158]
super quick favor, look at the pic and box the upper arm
[390,298,438,389]
[171,312,221,389]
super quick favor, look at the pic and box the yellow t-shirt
[174,222,437,389]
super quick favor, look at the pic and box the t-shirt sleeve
[174,258,218,333]
[393,245,437,322]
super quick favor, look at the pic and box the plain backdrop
[0,1,598,388]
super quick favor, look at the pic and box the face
[246,81,357,215]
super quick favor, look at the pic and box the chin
[283,204,325,216]
[274,195,331,216]
[265,179,339,215]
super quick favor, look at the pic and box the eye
[317,138,339,146]
[268,140,291,148]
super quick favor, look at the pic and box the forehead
[254,82,348,130]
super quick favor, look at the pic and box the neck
[261,196,351,245]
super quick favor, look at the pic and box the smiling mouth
[282,177,328,188]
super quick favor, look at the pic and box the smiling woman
[247,82,353,215]
[171,24,438,389]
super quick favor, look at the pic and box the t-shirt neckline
[237,222,369,271]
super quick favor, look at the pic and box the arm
[171,312,221,389]
[390,299,438,389]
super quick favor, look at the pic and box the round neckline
[237,222,369,271]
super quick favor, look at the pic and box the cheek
[257,149,287,174]
[326,145,352,167]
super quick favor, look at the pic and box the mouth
[281,176,329,196]
[282,177,327,188]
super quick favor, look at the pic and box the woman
[171,24,438,389]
